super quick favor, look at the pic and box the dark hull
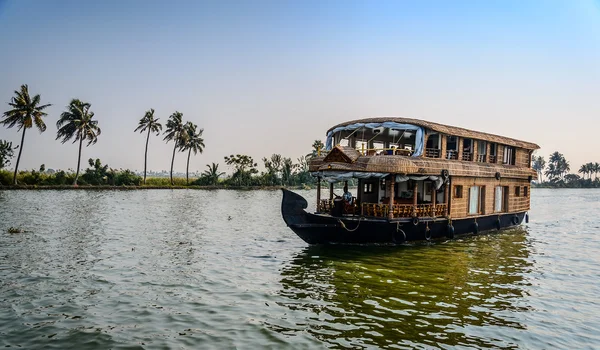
[281,189,526,245]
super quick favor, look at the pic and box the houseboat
[281,117,539,244]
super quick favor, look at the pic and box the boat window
[462,139,473,161]
[494,186,508,212]
[468,186,481,215]
[364,183,374,194]
[476,140,487,162]
[514,186,521,197]
[489,143,498,163]
[446,136,458,160]
[454,185,463,198]
[524,186,528,197]
[425,134,441,158]
[503,146,516,165]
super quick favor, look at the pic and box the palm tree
[202,162,224,185]
[56,99,101,185]
[1,84,51,184]
[180,122,205,184]
[135,109,163,184]
[594,162,600,181]
[163,111,184,185]
[579,164,589,180]
[532,155,546,183]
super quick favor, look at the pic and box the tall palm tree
[180,122,205,184]
[163,111,184,185]
[56,99,101,185]
[134,109,162,184]
[579,164,589,180]
[1,84,51,184]
[594,162,600,181]
[202,162,224,185]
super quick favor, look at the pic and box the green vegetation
[532,152,600,188]
[0,140,16,169]
[0,84,51,184]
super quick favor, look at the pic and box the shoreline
[0,184,314,191]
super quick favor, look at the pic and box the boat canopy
[311,171,445,189]
[325,122,424,157]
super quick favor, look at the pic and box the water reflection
[276,229,532,349]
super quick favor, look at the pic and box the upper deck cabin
[309,117,540,220]
[319,117,539,168]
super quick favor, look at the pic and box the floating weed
[7,227,26,234]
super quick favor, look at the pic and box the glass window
[469,186,480,215]
[454,185,463,198]
[495,186,504,212]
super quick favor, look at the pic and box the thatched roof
[310,155,537,180]
[327,117,540,150]
[322,146,361,163]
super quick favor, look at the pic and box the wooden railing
[488,155,497,163]
[361,203,447,218]
[446,150,458,160]
[476,154,487,162]
[462,152,473,161]
[425,148,441,158]
[319,199,332,213]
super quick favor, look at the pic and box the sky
[0,0,599,175]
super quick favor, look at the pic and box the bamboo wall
[449,176,531,218]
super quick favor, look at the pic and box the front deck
[319,200,447,219]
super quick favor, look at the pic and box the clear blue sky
[1,0,599,174]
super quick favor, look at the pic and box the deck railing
[476,154,487,162]
[425,148,441,158]
[446,150,458,160]
[488,155,497,163]
[462,152,473,161]
[360,203,447,218]
[319,200,446,218]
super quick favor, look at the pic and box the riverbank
[0,184,315,191]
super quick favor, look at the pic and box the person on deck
[342,185,353,205]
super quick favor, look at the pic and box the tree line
[1,84,323,188]
[0,84,204,186]
[532,152,600,188]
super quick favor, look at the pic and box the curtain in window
[495,186,503,212]
[469,186,480,214]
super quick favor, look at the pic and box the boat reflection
[274,229,533,349]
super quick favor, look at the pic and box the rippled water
[0,189,599,349]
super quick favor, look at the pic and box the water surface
[1,189,599,349]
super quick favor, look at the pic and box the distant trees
[0,140,16,169]
[180,122,205,184]
[163,111,185,185]
[545,152,570,183]
[201,163,224,185]
[1,84,51,184]
[307,140,325,159]
[224,154,258,186]
[532,155,546,183]
[534,152,599,188]
[579,162,599,181]
[135,109,162,184]
[56,99,101,185]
